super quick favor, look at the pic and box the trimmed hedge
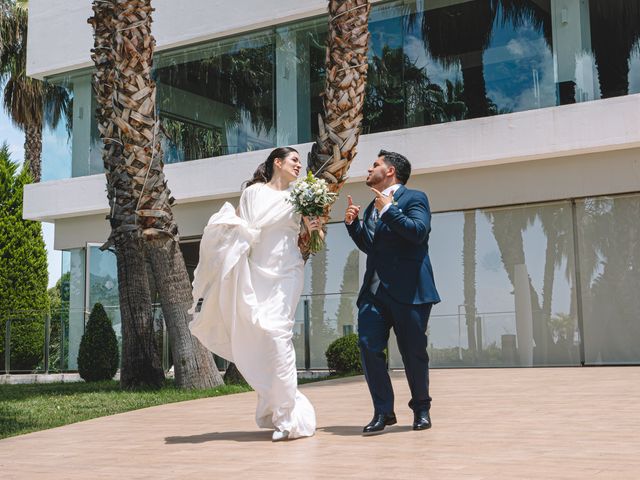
[325,333,362,374]
[78,303,119,382]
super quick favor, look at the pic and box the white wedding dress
[189,183,316,438]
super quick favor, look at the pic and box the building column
[275,27,307,146]
[551,0,596,104]
[70,75,93,177]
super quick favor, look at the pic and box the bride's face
[275,152,302,183]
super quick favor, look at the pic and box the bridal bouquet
[288,171,337,253]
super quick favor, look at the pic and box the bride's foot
[272,429,290,442]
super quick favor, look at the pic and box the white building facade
[24,0,640,370]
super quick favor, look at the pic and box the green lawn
[0,380,251,440]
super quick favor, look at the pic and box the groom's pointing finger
[347,195,353,206]
[370,187,383,197]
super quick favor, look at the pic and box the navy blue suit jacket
[346,185,441,307]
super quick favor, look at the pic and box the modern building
[24,0,640,370]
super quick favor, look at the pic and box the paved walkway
[1,367,639,479]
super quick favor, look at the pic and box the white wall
[27,0,385,79]
[50,145,640,250]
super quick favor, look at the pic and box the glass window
[87,245,121,347]
[44,0,640,179]
[587,0,640,100]
[411,202,579,368]
[576,194,640,364]
[155,31,276,161]
[40,79,73,181]
[301,223,361,368]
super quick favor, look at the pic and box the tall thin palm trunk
[146,238,222,387]
[89,0,164,388]
[24,122,42,182]
[463,211,477,357]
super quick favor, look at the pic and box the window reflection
[424,202,579,367]
[577,194,640,364]
[155,32,276,161]
[588,0,640,99]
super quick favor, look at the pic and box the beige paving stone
[1,368,639,479]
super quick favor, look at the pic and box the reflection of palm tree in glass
[156,44,275,156]
[309,247,332,365]
[580,198,640,362]
[538,206,573,362]
[588,0,640,98]
[485,210,547,363]
[364,45,466,132]
[463,211,478,359]
[336,250,360,337]
[415,1,497,119]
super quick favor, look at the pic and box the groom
[344,150,440,434]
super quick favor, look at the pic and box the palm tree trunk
[303,0,371,257]
[116,236,164,388]
[541,229,557,360]
[463,211,477,358]
[310,247,329,364]
[146,238,223,388]
[460,51,491,119]
[489,213,545,363]
[24,122,42,182]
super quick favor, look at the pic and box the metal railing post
[60,314,66,372]
[303,298,311,370]
[44,314,51,374]
[4,320,10,374]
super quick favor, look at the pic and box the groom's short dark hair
[378,150,411,185]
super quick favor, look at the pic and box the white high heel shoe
[272,429,290,442]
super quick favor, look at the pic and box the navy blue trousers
[357,286,433,415]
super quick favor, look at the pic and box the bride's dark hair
[242,146,299,189]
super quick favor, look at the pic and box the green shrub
[0,146,49,372]
[78,303,119,382]
[325,333,362,374]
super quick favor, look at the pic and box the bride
[189,147,319,441]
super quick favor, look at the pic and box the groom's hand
[371,188,392,211]
[345,195,361,225]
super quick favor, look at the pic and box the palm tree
[588,0,640,98]
[414,1,497,119]
[303,0,371,257]
[0,0,71,182]
[88,0,223,389]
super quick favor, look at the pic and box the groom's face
[365,156,394,189]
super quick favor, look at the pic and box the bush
[325,333,362,374]
[0,146,49,372]
[78,303,119,382]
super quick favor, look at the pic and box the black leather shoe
[363,413,397,434]
[413,410,432,430]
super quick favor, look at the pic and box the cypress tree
[78,303,119,382]
[0,144,49,371]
